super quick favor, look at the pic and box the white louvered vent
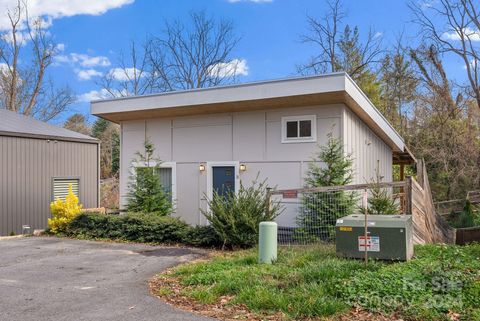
[53,178,79,201]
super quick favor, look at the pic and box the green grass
[166,243,480,321]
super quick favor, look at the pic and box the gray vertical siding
[342,106,393,184]
[0,136,99,235]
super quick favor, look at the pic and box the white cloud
[443,27,480,42]
[208,59,249,77]
[56,43,65,52]
[77,88,111,102]
[421,0,438,8]
[75,68,103,81]
[107,67,143,81]
[228,0,272,2]
[0,0,134,31]
[374,32,383,39]
[55,53,111,67]
[73,53,111,67]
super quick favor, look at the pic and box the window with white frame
[281,115,317,143]
[133,162,176,203]
[155,167,173,201]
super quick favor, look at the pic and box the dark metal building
[0,109,99,235]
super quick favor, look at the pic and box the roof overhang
[91,72,406,153]
[393,145,416,165]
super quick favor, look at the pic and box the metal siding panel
[23,139,28,230]
[1,138,5,235]
[41,139,46,229]
[343,108,393,185]
[0,136,98,235]
[12,138,17,234]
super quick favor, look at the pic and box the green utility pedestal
[258,222,277,264]
[336,214,414,261]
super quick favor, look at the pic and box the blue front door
[213,166,235,197]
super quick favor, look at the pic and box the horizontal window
[281,115,317,143]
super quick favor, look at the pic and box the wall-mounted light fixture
[199,164,206,172]
[240,164,247,171]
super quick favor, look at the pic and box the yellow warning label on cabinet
[339,227,352,232]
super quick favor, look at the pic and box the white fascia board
[344,75,405,152]
[91,73,347,115]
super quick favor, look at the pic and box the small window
[155,167,173,200]
[281,115,317,143]
[135,166,174,203]
[53,178,79,201]
[133,162,176,204]
[286,121,298,138]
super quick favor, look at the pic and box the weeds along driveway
[0,237,213,321]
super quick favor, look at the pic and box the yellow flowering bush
[48,184,82,234]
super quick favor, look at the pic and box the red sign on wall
[282,190,298,199]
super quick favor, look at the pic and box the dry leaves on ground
[149,269,404,321]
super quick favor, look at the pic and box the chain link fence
[268,182,408,246]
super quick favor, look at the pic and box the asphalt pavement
[0,237,213,321]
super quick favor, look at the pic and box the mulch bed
[149,266,404,321]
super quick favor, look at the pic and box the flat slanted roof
[91,72,406,153]
[0,109,98,143]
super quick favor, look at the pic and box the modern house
[91,72,414,225]
[0,109,100,235]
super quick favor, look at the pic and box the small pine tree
[126,139,172,216]
[360,161,399,215]
[449,200,478,228]
[202,177,282,249]
[296,132,356,241]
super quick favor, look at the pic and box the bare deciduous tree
[98,11,241,98]
[406,44,480,200]
[148,11,241,91]
[0,0,75,121]
[410,0,480,109]
[410,45,465,117]
[300,0,345,74]
[98,40,155,98]
[298,0,383,79]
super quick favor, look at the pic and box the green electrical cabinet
[335,214,414,261]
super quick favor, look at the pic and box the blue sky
[5,0,468,124]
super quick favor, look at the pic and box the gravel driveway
[0,237,213,321]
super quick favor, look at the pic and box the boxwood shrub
[65,212,222,247]
[184,225,223,248]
